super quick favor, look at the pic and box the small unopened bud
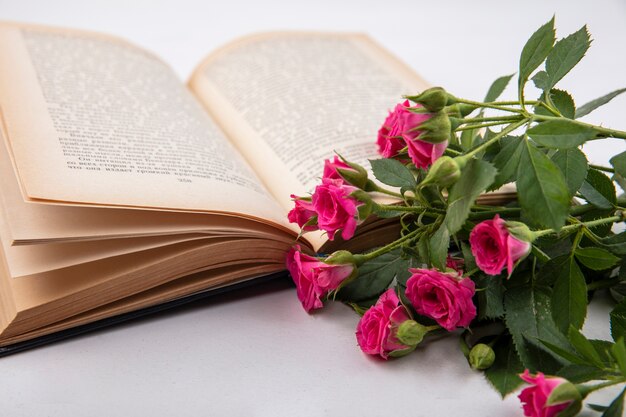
[414,112,451,144]
[410,87,447,112]
[406,87,457,112]
[469,343,495,370]
[396,320,428,347]
[506,221,535,243]
[421,156,461,188]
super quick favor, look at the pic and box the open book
[0,22,512,353]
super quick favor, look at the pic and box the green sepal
[543,383,582,417]
[412,112,451,144]
[388,344,417,358]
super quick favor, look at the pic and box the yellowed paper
[0,23,285,224]
[190,32,429,213]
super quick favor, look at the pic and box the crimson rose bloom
[518,370,572,417]
[469,214,531,276]
[355,289,412,359]
[311,178,359,241]
[405,268,476,331]
[322,156,352,182]
[287,195,317,231]
[286,245,354,313]
[376,100,447,169]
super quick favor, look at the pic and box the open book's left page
[0,22,286,225]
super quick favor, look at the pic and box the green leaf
[601,388,625,417]
[590,339,616,366]
[461,241,477,273]
[579,169,616,209]
[473,273,505,319]
[428,225,449,270]
[568,326,605,368]
[517,141,570,229]
[484,337,525,398]
[575,247,620,271]
[519,17,556,97]
[576,88,626,119]
[504,285,570,370]
[460,129,481,151]
[527,120,596,148]
[484,74,515,102]
[589,404,608,412]
[491,136,524,190]
[369,158,415,189]
[336,249,407,302]
[558,365,607,383]
[611,299,626,341]
[611,338,626,377]
[551,148,588,196]
[523,335,565,374]
[601,233,626,256]
[536,255,568,286]
[445,159,497,234]
[610,151,626,178]
[532,70,548,90]
[543,26,591,91]
[549,89,576,119]
[552,257,587,333]
[540,339,588,366]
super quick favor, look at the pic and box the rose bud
[406,136,448,170]
[311,178,361,241]
[405,268,476,331]
[287,195,318,231]
[518,370,581,417]
[420,156,462,188]
[376,100,449,169]
[286,245,355,313]
[356,289,417,359]
[377,101,410,158]
[323,156,369,189]
[396,320,428,347]
[410,111,451,144]
[469,343,495,370]
[405,87,457,113]
[469,215,532,276]
[322,156,352,182]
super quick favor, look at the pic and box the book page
[189,33,429,213]
[0,23,285,224]
[0,127,296,245]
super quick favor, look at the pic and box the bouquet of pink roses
[287,17,626,417]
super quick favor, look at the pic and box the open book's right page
[189,33,429,218]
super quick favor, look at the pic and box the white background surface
[0,1,625,416]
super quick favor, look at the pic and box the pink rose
[406,137,448,170]
[377,102,406,158]
[287,195,318,231]
[518,370,572,417]
[286,245,354,313]
[376,101,447,168]
[469,214,531,276]
[311,178,359,241]
[322,156,352,182]
[405,268,476,331]
[355,288,412,359]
